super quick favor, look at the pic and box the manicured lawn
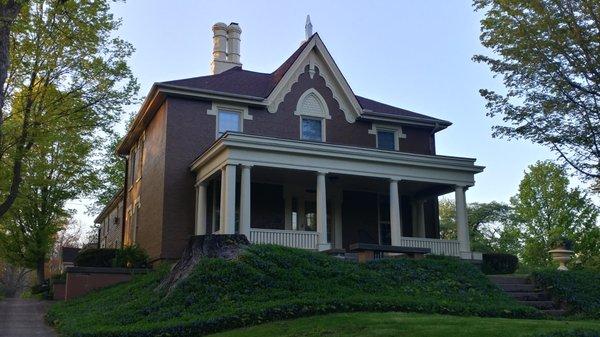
[207,312,600,337]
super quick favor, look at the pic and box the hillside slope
[47,245,539,337]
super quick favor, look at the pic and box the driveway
[0,298,57,337]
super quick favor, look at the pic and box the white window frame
[294,89,331,142]
[368,124,407,151]
[300,116,326,142]
[207,102,252,139]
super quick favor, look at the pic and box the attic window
[295,89,331,142]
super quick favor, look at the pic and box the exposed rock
[156,234,249,294]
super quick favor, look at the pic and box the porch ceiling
[190,133,484,187]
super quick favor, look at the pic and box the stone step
[507,292,550,301]
[518,300,556,310]
[542,309,567,317]
[497,283,536,292]
[488,275,531,285]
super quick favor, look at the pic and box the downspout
[120,155,128,249]
[429,122,441,154]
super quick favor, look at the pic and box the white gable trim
[294,88,331,119]
[265,35,363,123]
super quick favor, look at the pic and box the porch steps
[488,275,566,316]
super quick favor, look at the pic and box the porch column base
[318,243,332,251]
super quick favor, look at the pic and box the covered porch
[190,133,484,259]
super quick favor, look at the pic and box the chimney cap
[213,22,228,30]
[227,22,242,33]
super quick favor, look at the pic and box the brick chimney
[210,22,242,74]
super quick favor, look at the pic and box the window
[128,147,137,186]
[301,117,323,141]
[135,138,144,181]
[295,89,330,142]
[377,130,396,150]
[217,110,241,137]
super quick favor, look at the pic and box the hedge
[532,269,600,318]
[482,253,519,274]
[48,245,540,337]
[529,329,600,337]
[75,249,117,267]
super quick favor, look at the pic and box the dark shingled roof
[160,34,448,125]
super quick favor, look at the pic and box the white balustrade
[249,228,320,250]
[399,237,461,257]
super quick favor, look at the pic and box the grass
[207,312,600,337]
[47,245,540,337]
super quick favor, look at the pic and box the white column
[390,179,402,246]
[455,185,471,254]
[417,200,426,238]
[195,182,207,235]
[316,172,330,250]
[240,165,251,239]
[220,164,237,234]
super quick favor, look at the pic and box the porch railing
[249,228,319,250]
[399,237,461,257]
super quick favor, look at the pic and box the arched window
[294,89,330,142]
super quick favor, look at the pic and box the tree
[0,0,138,218]
[0,85,99,282]
[511,161,599,267]
[92,134,125,212]
[439,198,518,253]
[474,0,600,183]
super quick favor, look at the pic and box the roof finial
[305,15,313,40]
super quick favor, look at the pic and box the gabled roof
[159,34,449,126]
[117,33,450,155]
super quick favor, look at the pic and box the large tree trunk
[0,0,25,219]
[36,258,45,284]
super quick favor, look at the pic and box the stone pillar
[240,165,251,240]
[316,172,330,250]
[195,182,207,235]
[220,164,237,234]
[455,185,471,253]
[390,179,402,246]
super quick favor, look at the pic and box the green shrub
[482,253,519,274]
[532,269,600,318]
[113,244,149,268]
[47,245,539,337]
[75,249,117,267]
[50,273,66,284]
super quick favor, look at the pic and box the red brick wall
[65,271,133,300]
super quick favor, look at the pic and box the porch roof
[190,133,484,186]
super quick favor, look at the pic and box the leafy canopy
[474,0,600,182]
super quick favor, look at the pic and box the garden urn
[547,248,574,271]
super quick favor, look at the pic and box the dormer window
[217,110,241,137]
[295,88,331,142]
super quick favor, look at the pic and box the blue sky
[71,0,558,229]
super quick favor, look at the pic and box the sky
[68,0,559,231]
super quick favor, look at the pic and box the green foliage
[92,134,125,213]
[75,249,117,268]
[0,0,138,281]
[511,161,599,268]
[439,199,519,254]
[532,270,600,318]
[482,253,519,275]
[113,244,149,268]
[47,245,539,337]
[474,0,600,182]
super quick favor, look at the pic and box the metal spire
[305,15,313,40]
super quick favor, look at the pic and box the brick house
[99,20,484,264]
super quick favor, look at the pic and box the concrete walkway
[0,298,57,337]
